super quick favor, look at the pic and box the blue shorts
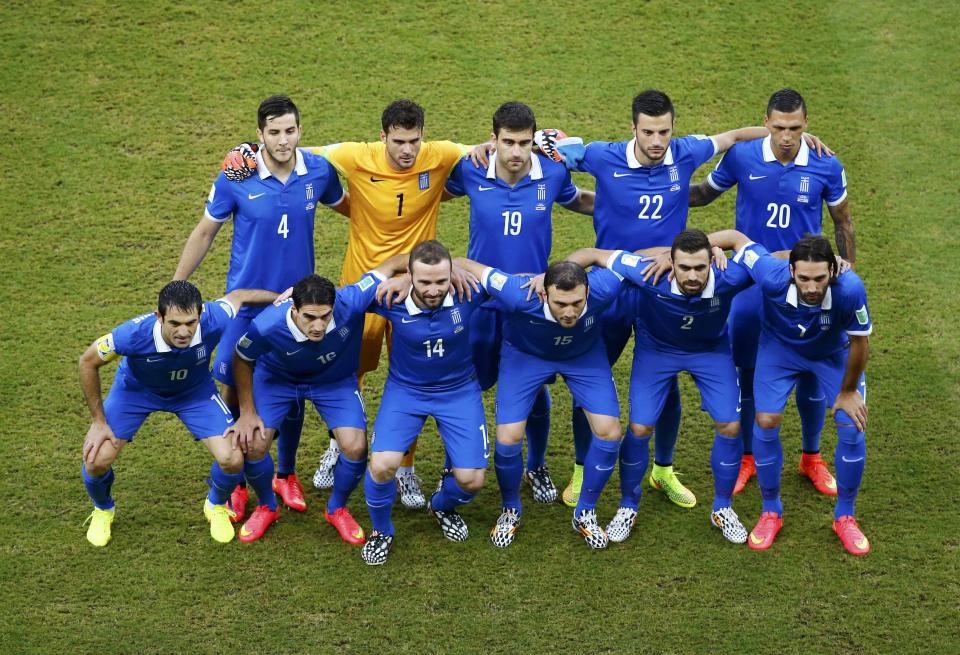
[371,379,489,469]
[754,335,867,415]
[104,371,234,440]
[470,305,502,391]
[253,371,366,432]
[629,336,740,426]
[212,314,254,387]
[728,286,762,369]
[496,341,619,424]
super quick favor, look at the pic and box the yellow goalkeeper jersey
[311,140,467,284]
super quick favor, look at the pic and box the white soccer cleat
[397,471,426,510]
[605,506,638,543]
[490,508,521,548]
[711,506,748,544]
[572,509,609,550]
[312,441,340,490]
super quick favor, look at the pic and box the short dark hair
[158,280,203,318]
[632,89,674,124]
[790,235,836,277]
[492,101,537,136]
[292,275,336,309]
[381,99,425,133]
[258,95,300,129]
[670,229,712,261]
[544,261,588,292]
[766,88,807,117]
[409,240,452,273]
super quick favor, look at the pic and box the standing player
[565,231,754,544]
[454,256,625,550]
[550,90,831,510]
[222,100,475,508]
[360,241,489,566]
[79,282,277,546]
[174,95,346,521]
[689,89,854,497]
[710,230,871,555]
[445,101,594,503]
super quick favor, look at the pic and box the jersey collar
[786,284,832,309]
[762,135,810,167]
[286,305,338,341]
[542,299,589,322]
[404,292,454,315]
[670,268,716,299]
[256,148,308,180]
[626,138,674,168]
[486,151,544,181]
[152,319,203,352]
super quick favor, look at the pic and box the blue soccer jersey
[608,250,753,352]
[559,135,718,249]
[234,271,384,384]
[446,152,579,273]
[372,291,488,391]
[205,149,344,316]
[707,136,847,251]
[481,266,624,360]
[104,299,236,396]
[734,243,872,359]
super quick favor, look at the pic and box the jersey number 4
[278,213,289,239]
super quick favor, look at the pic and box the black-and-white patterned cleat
[397,471,426,510]
[524,465,559,503]
[490,508,521,548]
[361,532,394,565]
[711,506,748,544]
[572,509,609,550]
[605,506,638,543]
[312,442,340,490]
[429,502,469,542]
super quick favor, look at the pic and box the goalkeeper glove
[221,142,260,182]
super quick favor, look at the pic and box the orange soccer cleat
[833,515,871,556]
[273,474,307,512]
[799,453,838,496]
[324,507,366,545]
[229,485,249,524]
[733,454,756,495]
[748,511,783,551]
[238,505,280,543]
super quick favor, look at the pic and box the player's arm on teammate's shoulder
[565,247,617,269]
[564,189,595,215]
[828,198,856,265]
[224,288,281,310]
[79,335,121,464]
[707,229,752,253]
[689,181,723,207]
[711,127,833,158]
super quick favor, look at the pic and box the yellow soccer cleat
[204,499,237,544]
[648,464,697,509]
[562,463,584,508]
[84,507,115,547]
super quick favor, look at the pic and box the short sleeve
[318,160,345,206]
[607,250,652,288]
[586,267,624,305]
[234,323,267,362]
[204,172,237,222]
[825,158,848,207]
[683,135,720,169]
[843,278,872,336]
[339,271,386,317]
[444,159,467,197]
[110,315,149,355]
[733,242,784,290]
[707,147,738,192]
[437,141,470,173]
[720,257,754,292]
[313,142,357,178]
[481,267,524,312]
[556,167,578,205]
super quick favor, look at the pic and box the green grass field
[2,1,958,652]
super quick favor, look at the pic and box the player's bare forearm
[565,189,595,215]
[566,247,614,269]
[689,182,722,207]
[231,354,257,415]
[174,218,222,280]
[712,126,768,154]
[225,289,280,308]
[452,257,487,280]
[79,345,109,423]
[841,335,870,393]
[829,199,856,264]
[707,229,750,252]
[374,253,410,279]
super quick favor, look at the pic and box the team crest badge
[196,346,206,360]
[418,172,430,190]
[305,183,314,200]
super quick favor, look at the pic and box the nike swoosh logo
[749,533,765,545]
[719,461,739,467]
[147,357,164,362]
[239,526,252,536]
[595,464,615,471]
[613,172,632,178]
[370,177,386,182]
[855,537,869,549]
[841,456,864,463]
[248,193,266,200]
[285,349,302,356]
[478,185,495,191]
[748,174,766,181]
[401,317,418,323]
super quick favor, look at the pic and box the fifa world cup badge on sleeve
[238,335,253,349]
[621,254,641,267]
[96,334,118,362]
[856,305,869,325]
[489,272,508,291]
[358,276,374,292]
[743,249,759,269]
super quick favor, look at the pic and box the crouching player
[455,256,625,550]
[79,282,278,546]
[711,230,872,555]
[361,241,489,566]
[567,229,753,544]
[227,256,408,544]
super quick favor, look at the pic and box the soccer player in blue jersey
[445,101,594,504]
[565,230,754,544]
[226,258,405,543]
[709,229,871,555]
[360,241,490,565]
[689,89,855,498]
[174,95,346,521]
[79,281,278,547]
[454,256,624,550]
[550,90,831,511]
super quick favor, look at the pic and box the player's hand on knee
[451,265,479,302]
[711,246,728,271]
[802,133,833,158]
[376,274,411,308]
[641,251,674,284]
[221,142,259,181]
[521,273,546,302]
[833,390,867,431]
[83,421,119,465]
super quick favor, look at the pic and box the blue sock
[207,462,243,505]
[364,470,397,536]
[576,435,621,514]
[430,474,476,511]
[244,455,277,510]
[753,423,783,516]
[739,367,755,455]
[653,379,682,466]
[494,441,524,512]
[276,401,305,476]
[618,433,650,510]
[711,432,743,511]
[833,409,866,519]
[796,374,825,454]
[525,387,551,470]
[327,453,366,513]
[572,408,591,465]
[82,465,115,510]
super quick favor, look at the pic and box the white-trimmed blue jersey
[234,272,383,385]
[559,136,718,249]
[105,299,236,396]
[373,291,488,391]
[734,243,872,358]
[446,152,578,273]
[609,250,753,353]
[708,136,847,251]
[481,266,624,360]
[205,149,344,316]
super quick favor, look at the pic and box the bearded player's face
[410,259,451,309]
[791,260,832,306]
[631,113,673,165]
[764,108,808,162]
[257,112,301,167]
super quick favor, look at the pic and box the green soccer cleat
[562,463,584,508]
[648,464,697,509]
[204,499,237,544]
[84,507,115,547]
